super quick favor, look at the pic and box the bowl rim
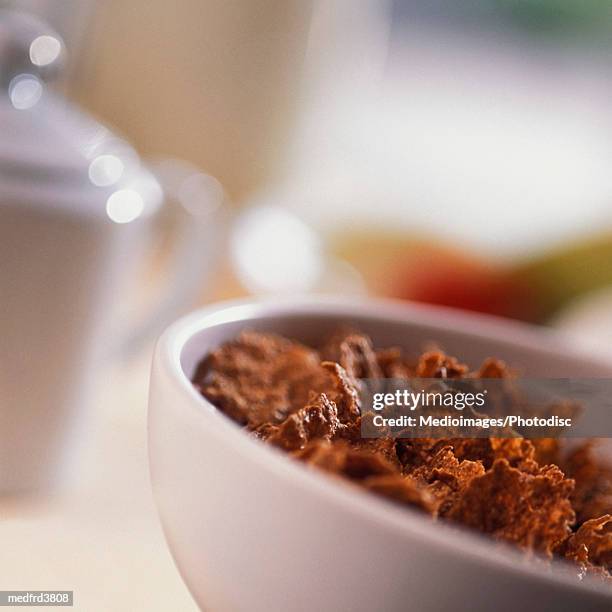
[152,296,612,600]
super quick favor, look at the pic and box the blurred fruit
[402,256,534,320]
[333,230,612,323]
[510,234,612,322]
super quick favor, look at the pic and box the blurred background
[3,0,612,609]
[7,0,612,333]
[11,0,612,337]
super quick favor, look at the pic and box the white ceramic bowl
[148,298,612,611]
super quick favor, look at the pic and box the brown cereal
[410,446,485,516]
[295,439,395,480]
[363,474,436,513]
[563,515,612,581]
[447,459,575,556]
[531,438,561,467]
[415,350,468,379]
[320,361,361,422]
[193,330,335,428]
[563,442,612,526]
[195,328,612,582]
[375,347,415,379]
[266,393,343,452]
[320,328,382,380]
[476,357,511,379]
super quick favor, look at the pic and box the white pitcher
[0,12,225,493]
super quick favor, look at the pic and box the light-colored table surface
[0,347,197,612]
